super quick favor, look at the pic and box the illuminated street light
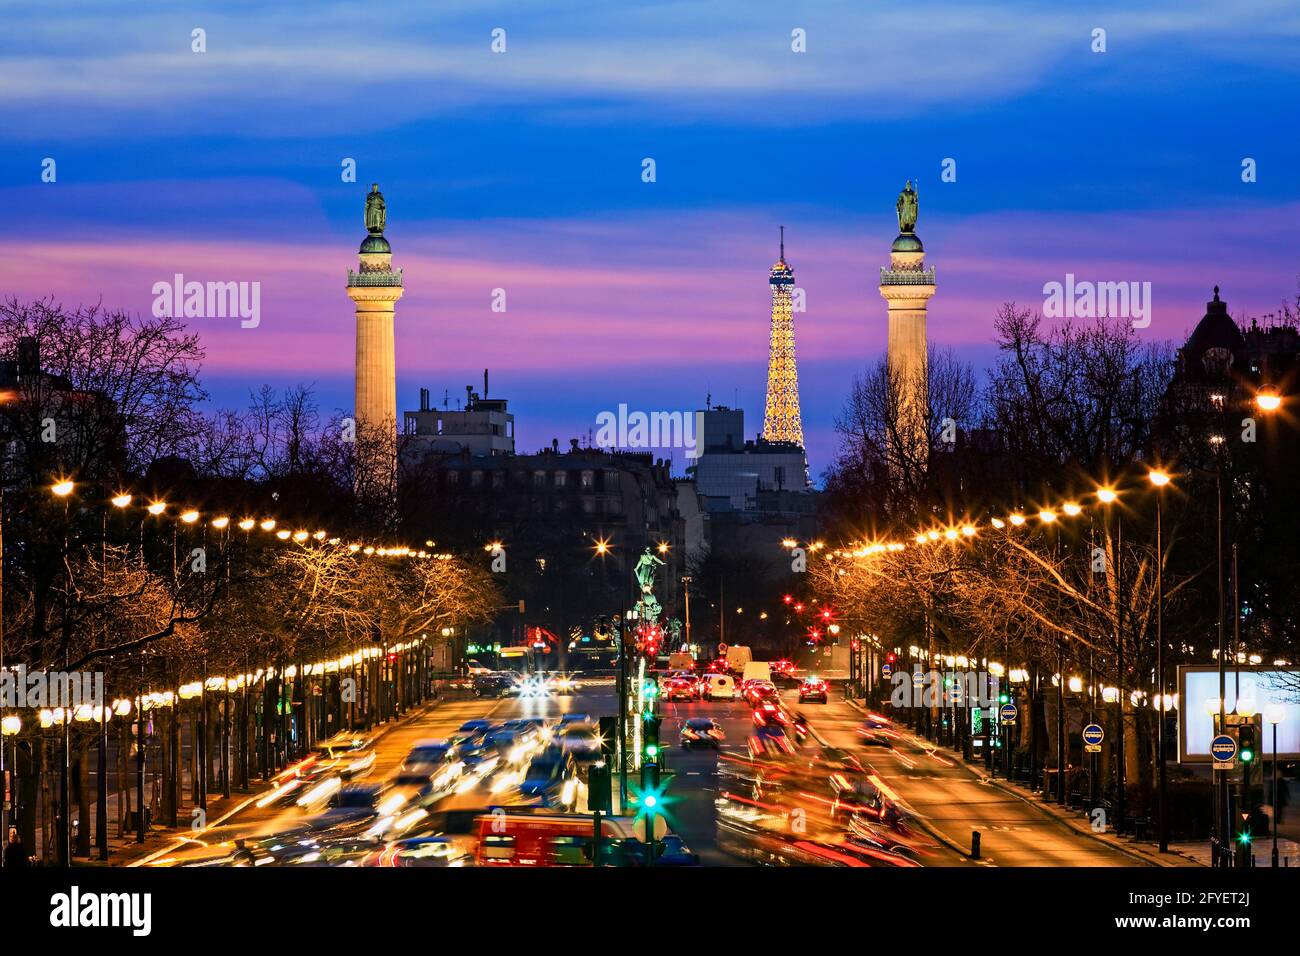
[1038,510,1057,523]
[111,493,133,508]
[211,516,230,529]
[1256,386,1282,412]
[1008,513,1026,527]
[238,518,255,531]
[51,480,74,497]
[259,518,275,531]
[1062,502,1082,516]
[1097,487,1118,504]
[1148,469,1171,488]
[147,501,167,515]
[180,510,199,524]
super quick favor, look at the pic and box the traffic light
[587,765,612,814]
[1238,720,1257,764]
[641,714,661,791]
[598,715,617,760]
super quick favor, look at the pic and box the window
[554,471,567,488]
[481,835,516,861]
[547,836,591,867]
[471,470,483,487]
[582,498,595,514]
[581,470,594,489]
[445,470,459,486]
[533,470,547,487]
[491,471,504,488]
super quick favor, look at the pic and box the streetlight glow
[180,510,199,524]
[1256,386,1282,412]
[1097,487,1118,504]
[51,480,74,497]
[1148,469,1171,488]
[111,493,133,508]
[147,501,166,515]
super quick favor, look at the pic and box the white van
[703,674,735,700]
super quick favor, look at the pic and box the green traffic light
[643,794,658,809]
[998,694,1010,704]
[645,744,659,759]
[1240,749,1254,763]
[1237,831,1252,845]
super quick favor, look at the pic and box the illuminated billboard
[1177,666,1300,762]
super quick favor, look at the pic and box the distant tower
[761,226,805,447]
[347,183,404,442]
[879,181,935,464]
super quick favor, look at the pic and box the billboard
[1177,665,1300,762]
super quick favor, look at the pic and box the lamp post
[1266,705,1285,867]
[1097,486,1125,831]
[1148,469,1170,852]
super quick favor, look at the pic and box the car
[799,677,829,703]
[558,724,602,759]
[464,659,493,676]
[665,677,697,701]
[402,739,453,768]
[457,719,493,736]
[366,836,472,867]
[519,750,578,803]
[679,717,724,748]
[742,680,778,705]
[312,732,377,780]
[618,834,701,867]
[546,673,580,695]
[559,712,592,726]
[310,783,385,828]
[472,673,519,698]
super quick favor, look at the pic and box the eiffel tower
[761,226,805,447]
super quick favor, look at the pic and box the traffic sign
[1211,734,1237,771]
[1082,723,1104,753]
[881,663,893,678]
[633,812,668,843]
[717,643,728,654]
[999,703,1018,725]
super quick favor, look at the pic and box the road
[143,679,1144,867]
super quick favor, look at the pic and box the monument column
[347,183,404,442]
[878,180,935,466]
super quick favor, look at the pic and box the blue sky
[2,0,1298,475]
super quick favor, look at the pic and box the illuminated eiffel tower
[761,227,805,447]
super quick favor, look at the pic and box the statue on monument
[633,547,665,620]
[896,180,918,233]
[365,183,387,234]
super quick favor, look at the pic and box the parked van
[703,673,735,700]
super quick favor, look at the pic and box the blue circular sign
[1211,734,1237,762]
[1082,723,1105,745]
[999,703,1018,722]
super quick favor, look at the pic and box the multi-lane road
[142,680,1144,867]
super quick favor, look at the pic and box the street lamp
[1255,386,1282,413]
[1148,468,1170,852]
[1265,704,1285,867]
[1095,485,1126,832]
[51,479,74,497]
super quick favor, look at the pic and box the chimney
[552,438,559,454]
[484,368,489,398]
[419,387,430,412]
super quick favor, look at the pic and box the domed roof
[359,234,391,255]
[1184,287,1244,357]
[891,233,924,254]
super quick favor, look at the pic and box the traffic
[142,652,937,869]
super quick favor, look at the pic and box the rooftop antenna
[443,389,449,409]
[779,225,785,260]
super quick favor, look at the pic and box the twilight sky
[2,0,1298,477]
